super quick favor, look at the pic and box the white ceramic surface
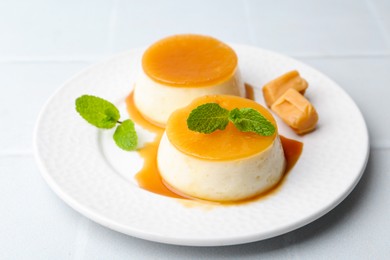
[34,45,369,246]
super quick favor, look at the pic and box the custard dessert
[133,34,245,126]
[157,95,286,202]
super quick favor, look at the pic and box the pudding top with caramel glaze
[166,95,278,161]
[142,34,238,87]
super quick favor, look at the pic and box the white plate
[34,45,369,246]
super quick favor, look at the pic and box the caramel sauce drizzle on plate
[126,86,303,204]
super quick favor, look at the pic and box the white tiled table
[1,0,389,259]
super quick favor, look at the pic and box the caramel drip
[126,89,303,204]
[245,83,255,100]
[126,92,184,199]
[280,135,303,172]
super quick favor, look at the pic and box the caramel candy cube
[271,88,318,135]
[263,70,308,107]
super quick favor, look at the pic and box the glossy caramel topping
[142,34,237,87]
[166,95,277,160]
[126,91,303,204]
[126,92,185,199]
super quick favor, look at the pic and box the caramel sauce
[126,92,183,199]
[280,135,303,172]
[245,83,255,100]
[142,34,237,87]
[126,89,303,204]
[166,95,277,160]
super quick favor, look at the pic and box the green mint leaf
[187,103,230,134]
[113,119,138,151]
[229,108,275,136]
[75,95,120,129]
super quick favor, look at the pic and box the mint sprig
[75,95,138,151]
[187,103,230,134]
[187,103,275,136]
[76,95,120,129]
[229,108,275,136]
[113,119,138,151]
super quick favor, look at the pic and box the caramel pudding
[133,34,245,126]
[157,95,286,202]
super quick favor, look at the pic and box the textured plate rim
[33,44,370,246]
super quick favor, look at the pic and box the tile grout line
[73,217,90,260]
[1,53,390,64]
[242,0,256,45]
[0,150,34,157]
[366,0,390,47]
[0,56,106,63]
[372,146,390,151]
[291,52,390,59]
[107,0,119,53]
[370,141,390,150]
